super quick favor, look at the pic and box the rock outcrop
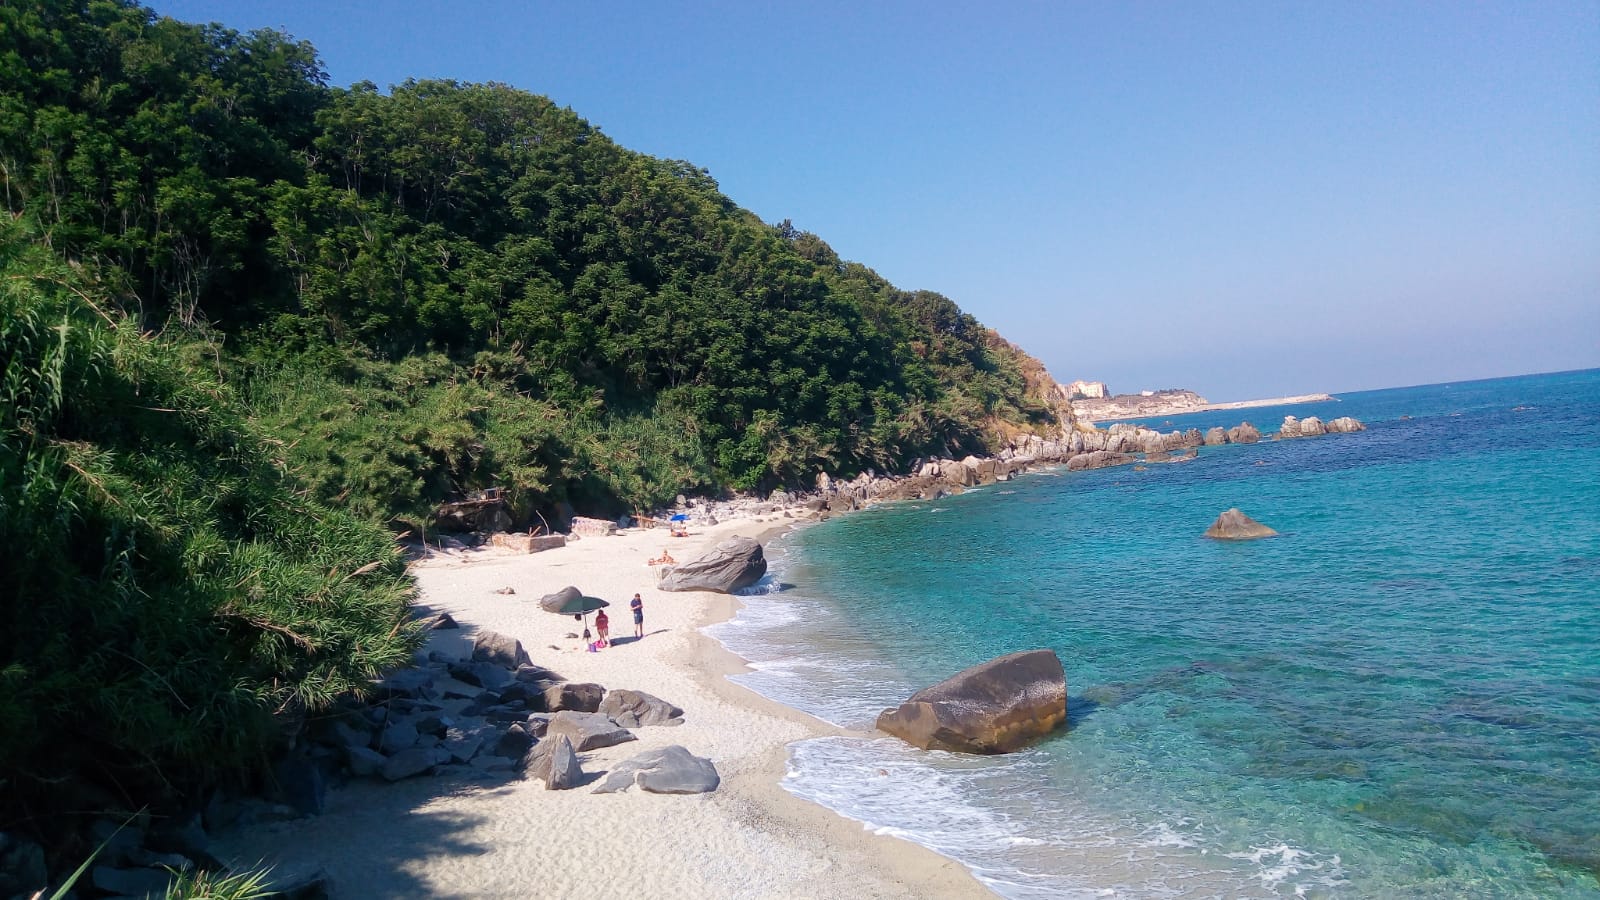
[544,710,637,752]
[1203,508,1279,540]
[657,537,767,593]
[472,631,532,669]
[875,649,1068,754]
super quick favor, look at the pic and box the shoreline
[211,510,993,898]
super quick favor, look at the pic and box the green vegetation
[2,0,1069,527]
[0,220,417,838]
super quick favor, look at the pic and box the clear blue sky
[156,0,1598,400]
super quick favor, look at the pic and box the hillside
[1,0,1071,530]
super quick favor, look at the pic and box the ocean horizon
[708,368,1600,898]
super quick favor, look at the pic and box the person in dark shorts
[630,593,644,637]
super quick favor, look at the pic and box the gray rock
[543,681,605,713]
[376,667,435,700]
[876,649,1069,754]
[472,631,532,669]
[448,660,511,690]
[345,745,387,777]
[470,754,518,773]
[87,818,144,865]
[1203,508,1279,540]
[598,689,684,728]
[381,747,438,781]
[494,723,536,759]
[592,745,720,795]
[377,721,420,754]
[525,734,583,790]
[657,538,767,593]
[1203,426,1229,446]
[146,813,210,860]
[1066,450,1136,471]
[546,710,637,752]
[1227,422,1261,444]
[426,612,459,630]
[537,585,584,614]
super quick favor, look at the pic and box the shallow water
[707,369,1600,898]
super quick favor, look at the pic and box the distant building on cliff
[1064,380,1110,400]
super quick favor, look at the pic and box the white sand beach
[212,516,991,899]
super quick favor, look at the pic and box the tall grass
[0,220,420,838]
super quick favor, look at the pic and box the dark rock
[657,538,767,593]
[380,747,438,781]
[1203,507,1279,540]
[545,710,637,752]
[146,812,210,860]
[87,818,145,866]
[470,755,517,774]
[426,612,459,630]
[345,746,386,777]
[93,865,178,897]
[434,496,512,533]
[525,734,583,790]
[515,664,564,684]
[876,649,1068,754]
[260,861,333,899]
[543,682,605,713]
[448,660,511,690]
[592,745,720,795]
[494,723,536,759]
[472,631,532,669]
[598,689,685,728]
[376,721,420,754]
[414,714,452,737]
[273,758,326,816]
[375,668,435,700]
[537,585,584,614]
[0,832,48,898]
[496,681,547,709]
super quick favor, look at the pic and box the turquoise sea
[706,369,1600,898]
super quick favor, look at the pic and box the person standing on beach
[594,609,610,648]
[630,593,644,638]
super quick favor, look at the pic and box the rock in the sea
[1203,508,1279,540]
[657,537,767,593]
[1326,416,1365,433]
[525,734,583,790]
[1226,422,1261,444]
[598,689,684,727]
[875,649,1068,754]
[472,631,531,669]
[1066,450,1136,471]
[591,745,720,795]
[544,682,605,713]
[545,710,637,752]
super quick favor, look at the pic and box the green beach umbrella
[549,595,609,646]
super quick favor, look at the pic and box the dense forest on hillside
[1,0,1069,531]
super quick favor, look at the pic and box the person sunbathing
[647,550,677,566]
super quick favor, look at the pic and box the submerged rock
[1203,508,1279,540]
[875,649,1068,754]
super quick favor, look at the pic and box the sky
[155,1,1598,400]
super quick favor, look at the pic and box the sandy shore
[213,515,992,899]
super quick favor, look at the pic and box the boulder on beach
[543,682,605,713]
[875,649,1068,754]
[591,745,720,795]
[1203,508,1279,540]
[472,631,531,669]
[657,537,767,593]
[544,710,636,752]
[537,585,584,614]
[599,689,684,727]
[525,734,582,790]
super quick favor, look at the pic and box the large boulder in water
[1203,508,1279,540]
[875,649,1068,754]
[657,538,767,593]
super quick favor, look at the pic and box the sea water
[706,369,1600,898]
